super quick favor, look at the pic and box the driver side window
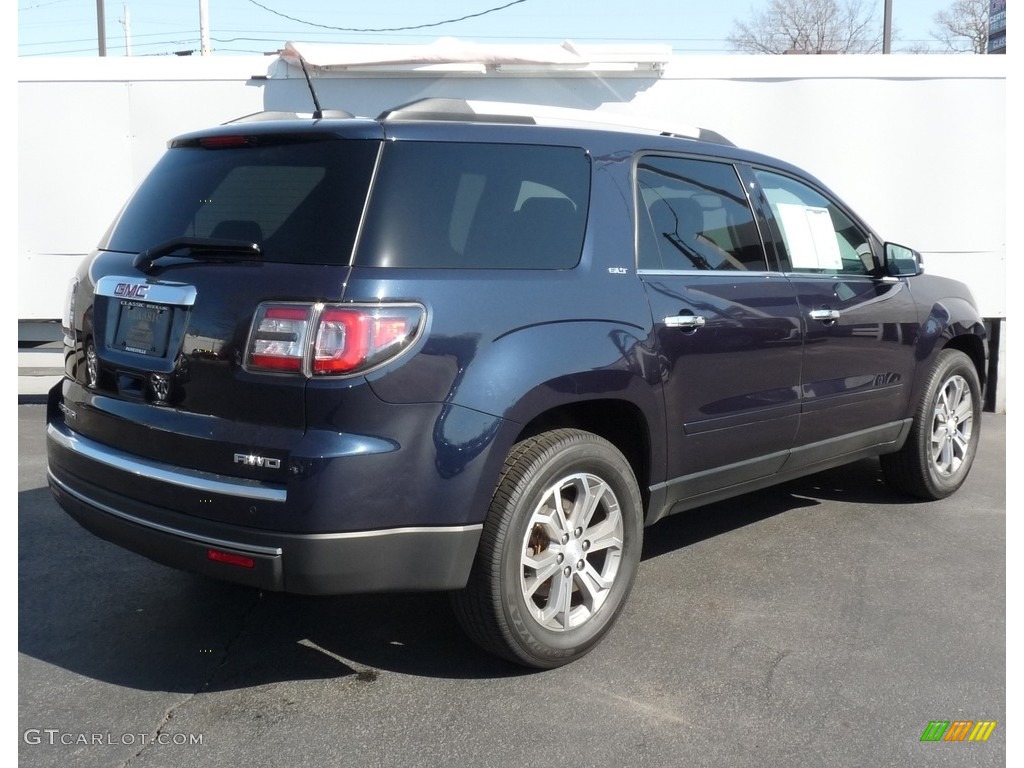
[754,169,875,276]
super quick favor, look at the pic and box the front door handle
[809,308,841,322]
[664,314,706,329]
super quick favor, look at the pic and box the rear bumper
[46,422,482,595]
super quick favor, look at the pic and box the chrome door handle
[809,309,841,322]
[664,314,706,329]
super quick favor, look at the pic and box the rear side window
[102,138,380,265]
[356,142,590,269]
[636,156,767,271]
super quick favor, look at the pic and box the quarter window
[357,142,590,269]
[636,156,767,271]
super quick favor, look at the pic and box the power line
[244,0,531,32]
[17,0,73,10]
[19,29,202,49]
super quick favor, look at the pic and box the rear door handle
[664,314,706,329]
[809,309,841,322]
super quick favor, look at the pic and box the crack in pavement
[120,590,265,767]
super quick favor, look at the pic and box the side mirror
[884,242,923,277]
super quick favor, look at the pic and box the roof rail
[377,98,733,146]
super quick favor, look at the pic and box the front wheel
[881,349,982,499]
[451,429,643,668]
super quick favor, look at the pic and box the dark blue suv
[46,98,986,668]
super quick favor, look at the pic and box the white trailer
[16,43,1007,406]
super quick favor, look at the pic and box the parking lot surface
[18,404,1005,768]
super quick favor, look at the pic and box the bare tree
[932,0,989,53]
[729,0,883,54]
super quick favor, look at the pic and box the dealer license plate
[111,300,173,357]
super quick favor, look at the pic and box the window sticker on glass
[776,203,843,270]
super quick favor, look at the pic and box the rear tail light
[245,302,424,377]
[63,277,79,347]
[249,305,311,372]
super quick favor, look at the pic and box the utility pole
[121,4,132,56]
[883,0,893,53]
[96,0,107,56]
[199,0,211,56]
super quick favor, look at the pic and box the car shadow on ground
[641,456,919,560]
[19,456,922,688]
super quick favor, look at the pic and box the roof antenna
[296,55,324,120]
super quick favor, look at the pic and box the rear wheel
[452,429,643,668]
[881,349,981,499]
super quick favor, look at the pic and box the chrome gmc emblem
[113,282,150,299]
[233,453,281,470]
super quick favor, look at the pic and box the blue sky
[18,0,962,57]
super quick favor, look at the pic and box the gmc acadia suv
[46,98,986,668]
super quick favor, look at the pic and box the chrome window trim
[636,268,783,278]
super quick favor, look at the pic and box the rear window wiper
[133,237,262,272]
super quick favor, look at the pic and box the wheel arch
[441,318,665,522]
[910,293,987,408]
[514,398,654,514]
[943,332,987,393]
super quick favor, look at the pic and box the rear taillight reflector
[207,549,255,568]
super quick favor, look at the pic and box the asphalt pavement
[17,404,1006,768]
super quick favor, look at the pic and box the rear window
[102,138,380,265]
[356,141,591,269]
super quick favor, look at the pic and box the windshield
[102,137,380,265]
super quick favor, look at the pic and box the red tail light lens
[313,308,419,374]
[313,309,370,374]
[245,302,424,377]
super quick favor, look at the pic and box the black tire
[451,429,643,669]
[881,349,982,500]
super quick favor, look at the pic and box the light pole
[883,0,893,53]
